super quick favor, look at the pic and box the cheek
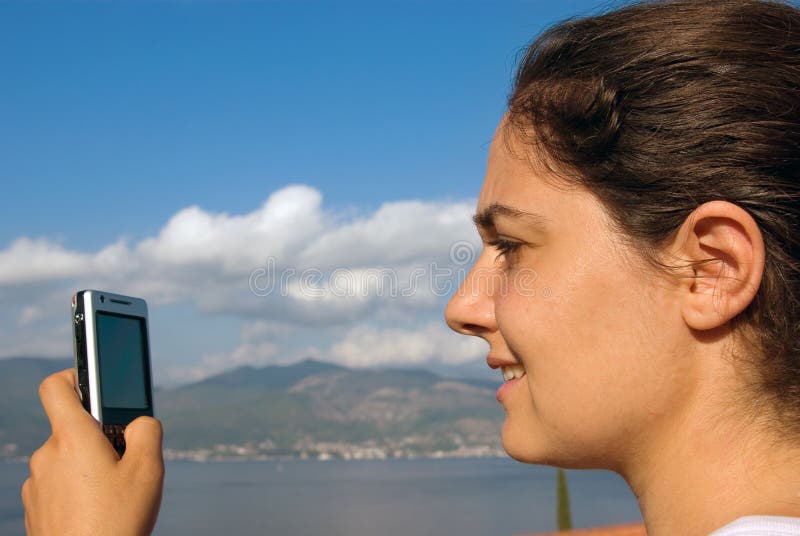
[495,255,680,448]
[495,253,619,382]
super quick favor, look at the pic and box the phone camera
[100,295,105,303]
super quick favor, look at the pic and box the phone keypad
[103,424,127,456]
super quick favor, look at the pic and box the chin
[500,419,595,469]
[503,422,616,471]
[501,420,550,465]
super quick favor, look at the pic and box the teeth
[501,365,526,382]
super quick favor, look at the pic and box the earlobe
[676,201,766,331]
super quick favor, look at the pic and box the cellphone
[71,290,154,456]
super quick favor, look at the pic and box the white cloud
[1,184,486,379]
[137,184,324,270]
[0,184,478,328]
[240,319,299,342]
[0,237,133,285]
[329,322,488,368]
[163,341,281,384]
[298,200,476,269]
[156,318,487,385]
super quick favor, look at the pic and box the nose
[445,250,499,337]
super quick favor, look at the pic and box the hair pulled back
[507,0,800,438]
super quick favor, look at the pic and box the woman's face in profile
[446,124,695,470]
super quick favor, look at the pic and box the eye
[487,238,523,263]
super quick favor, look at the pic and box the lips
[486,355,520,369]
[495,373,526,403]
[487,356,527,403]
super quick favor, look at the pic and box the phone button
[103,424,127,456]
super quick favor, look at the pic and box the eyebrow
[472,203,549,231]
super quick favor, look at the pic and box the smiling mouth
[501,364,526,382]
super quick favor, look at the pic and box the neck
[619,388,800,535]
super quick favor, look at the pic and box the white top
[708,516,800,535]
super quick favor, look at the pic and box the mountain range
[0,357,505,461]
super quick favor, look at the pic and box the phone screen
[95,311,150,409]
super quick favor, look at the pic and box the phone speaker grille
[109,299,132,305]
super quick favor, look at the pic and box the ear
[671,201,766,331]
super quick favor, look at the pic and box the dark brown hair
[506,0,800,439]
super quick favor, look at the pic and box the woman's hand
[21,369,164,536]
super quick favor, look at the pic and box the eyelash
[487,238,522,262]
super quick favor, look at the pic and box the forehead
[478,125,559,214]
[477,123,613,235]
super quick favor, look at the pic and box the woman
[22,0,800,534]
[445,0,800,534]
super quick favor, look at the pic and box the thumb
[121,416,164,472]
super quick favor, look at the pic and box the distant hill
[0,357,72,455]
[0,357,504,460]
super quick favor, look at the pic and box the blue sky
[1,0,613,385]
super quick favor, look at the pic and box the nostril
[444,314,477,336]
[460,323,490,336]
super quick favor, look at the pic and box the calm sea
[1,458,641,535]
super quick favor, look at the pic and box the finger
[21,478,33,533]
[28,445,45,478]
[38,369,97,436]
[28,436,58,479]
[121,417,164,474]
[20,477,30,507]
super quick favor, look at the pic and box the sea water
[1,457,641,536]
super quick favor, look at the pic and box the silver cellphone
[71,290,155,455]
